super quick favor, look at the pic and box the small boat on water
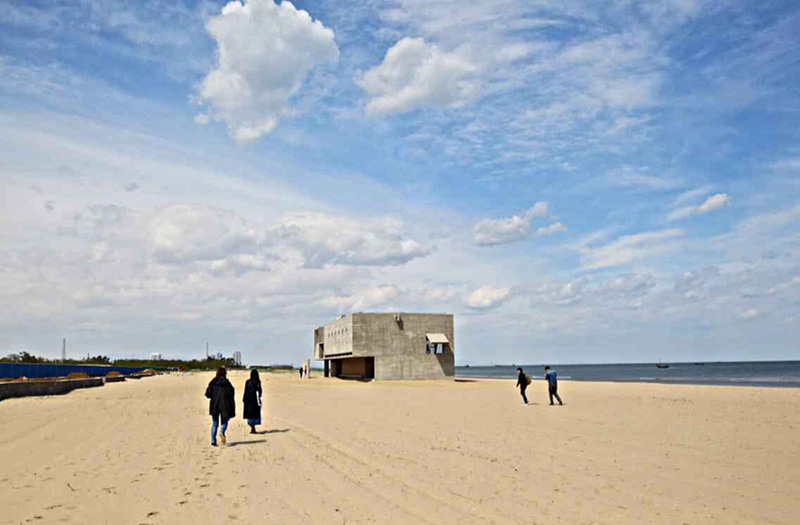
[656,362,670,369]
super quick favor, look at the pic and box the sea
[455,361,800,388]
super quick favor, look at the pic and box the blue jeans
[211,414,229,444]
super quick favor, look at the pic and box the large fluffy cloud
[274,211,432,268]
[74,204,432,272]
[197,0,339,141]
[357,37,478,116]
[1,198,438,351]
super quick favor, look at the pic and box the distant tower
[62,338,66,363]
[206,341,209,359]
[233,351,242,367]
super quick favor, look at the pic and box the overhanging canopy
[426,333,450,344]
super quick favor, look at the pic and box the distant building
[149,353,162,361]
[233,351,242,366]
[314,313,454,380]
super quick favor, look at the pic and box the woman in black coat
[243,369,263,434]
[205,367,235,446]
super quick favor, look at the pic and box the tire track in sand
[269,415,526,525]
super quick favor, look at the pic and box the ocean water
[456,361,800,388]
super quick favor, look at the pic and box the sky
[1,0,798,365]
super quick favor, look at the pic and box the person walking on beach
[205,367,235,446]
[544,366,563,406]
[243,369,263,434]
[516,367,530,405]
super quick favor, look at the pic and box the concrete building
[233,351,242,366]
[313,313,454,380]
[149,352,161,361]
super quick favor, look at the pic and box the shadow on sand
[228,430,290,446]
[227,439,267,447]
[454,379,478,383]
[257,428,290,435]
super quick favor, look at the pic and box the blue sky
[1,0,798,365]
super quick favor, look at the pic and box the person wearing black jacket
[205,367,235,446]
[243,369,263,434]
[515,367,529,405]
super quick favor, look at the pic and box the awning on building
[426,333,450,344]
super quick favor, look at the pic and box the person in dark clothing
[243,369,263,434]
[544,366,563,406]
[205,367,235,446]
[515,367,529,405]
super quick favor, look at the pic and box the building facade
[313,313,455,380]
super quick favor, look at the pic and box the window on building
[425,334,449,355]
[426,343,445,354]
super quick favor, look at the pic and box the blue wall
[0,363,145,379]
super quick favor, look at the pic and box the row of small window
[329,327,349,337]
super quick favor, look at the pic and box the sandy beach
[1,372,798,524]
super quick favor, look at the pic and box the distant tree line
[114,357,238,371]
[1,351,48,364]
[1,352,239,371]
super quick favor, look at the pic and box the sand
[1,372,798,525]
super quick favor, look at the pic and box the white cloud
[607,169,684,190]
[193,113,209,125]
[54,202,432,277]
[473,202,552,246]
[358,37,478,116]
[148,204,261,265]
[319,285,398,312]
[734,205,800,234]
[668,193,732,221]
[769,157,800,171]
[580,228,685,269]
[464,285,510,309]
[275,211,432,268]
[535,222,568,236]
[197,0,339,141]
[738,308,759,320]
[671,185,713,207]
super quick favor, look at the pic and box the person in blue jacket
[544,366,563,406]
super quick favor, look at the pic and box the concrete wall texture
[315,313,455,380]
